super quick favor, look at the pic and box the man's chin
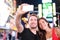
[31,27,37,29]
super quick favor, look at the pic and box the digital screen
[42,2,53,23]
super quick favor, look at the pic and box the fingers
[18,3,30,10]
[19,3,30,10]
[22,3,29,5]
[16,3,30,15]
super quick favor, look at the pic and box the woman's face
[39,19,48,30]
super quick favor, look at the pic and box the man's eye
[30,19,33,21]
[34,19,37,21]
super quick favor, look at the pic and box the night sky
[16,0,42,7]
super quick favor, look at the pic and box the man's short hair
[28,12,38,22]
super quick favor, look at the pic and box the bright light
[52,3,56,16]
[0,0,10,26]
[38,4,42,18]
[42,0,52,3]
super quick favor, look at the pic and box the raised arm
[16,13,24,33]
[15,4,29,33]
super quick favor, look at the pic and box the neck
[45,27,52,33]
[31,28,36,31]
[30,27,37,34]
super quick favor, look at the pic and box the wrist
[16,11,22,16]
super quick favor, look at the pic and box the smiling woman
[38,17,60,40]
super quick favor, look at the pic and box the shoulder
[18,28,28,35]
[54,27,60,37]
[19,28,29,33]
[55,27,60,32]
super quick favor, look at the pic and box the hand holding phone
[17,3,30,15]
[22,5,34,12]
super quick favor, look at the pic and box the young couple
[16,3,60,40]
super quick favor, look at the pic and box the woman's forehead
[39,19,45,21]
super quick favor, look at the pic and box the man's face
[28,16,37,29]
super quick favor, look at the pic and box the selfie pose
[15,3,40,40]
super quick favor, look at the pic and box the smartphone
[22,5,34,12]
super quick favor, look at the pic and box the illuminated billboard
[42,0,53,23]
